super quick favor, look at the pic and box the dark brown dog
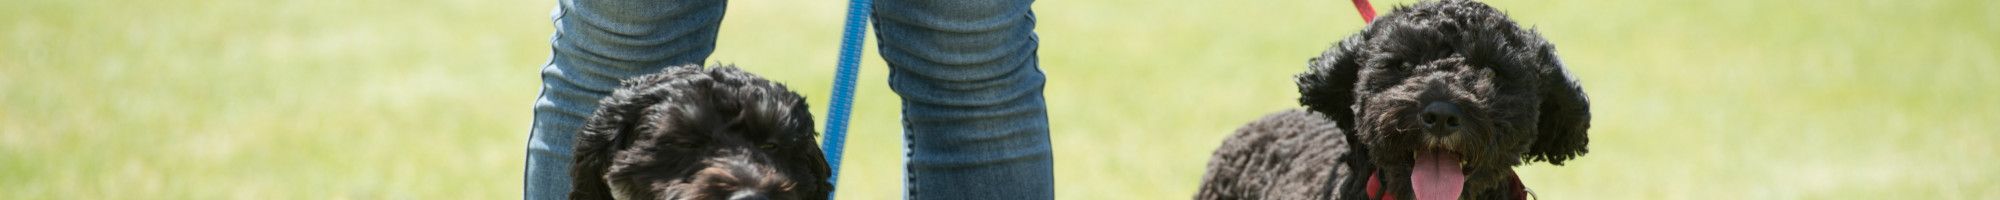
[1198,0,1591,199]
[570,65,831,200]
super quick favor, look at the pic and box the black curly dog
[569,65,831,200]
[1197,0,1591,199]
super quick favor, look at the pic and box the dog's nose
[1422,101,1463,133]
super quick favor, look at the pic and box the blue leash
[822,0,869,198]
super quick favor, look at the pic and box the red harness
[1364,170,1529,200]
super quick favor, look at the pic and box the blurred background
[4,0,1996,199]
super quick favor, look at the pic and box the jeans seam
[902,114,919,200]
[526,1,569,199]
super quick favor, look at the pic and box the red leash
[1351,0,1378,23]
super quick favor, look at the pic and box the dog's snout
[1422,101,1464,133]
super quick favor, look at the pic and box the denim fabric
[523,0,725,199]
[525,0,1050,199]
[872,0,1053,199]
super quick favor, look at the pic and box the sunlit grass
[3,0,1995,199]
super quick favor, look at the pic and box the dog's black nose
[1422,101,1464,133]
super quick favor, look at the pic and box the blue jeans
[523,0,1053,199]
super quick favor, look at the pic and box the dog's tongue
[1412,150,1466,200]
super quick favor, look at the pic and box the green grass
[4,0,1996,199]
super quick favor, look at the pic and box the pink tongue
[1412,151,1466,200]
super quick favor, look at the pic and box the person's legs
[871,0,1054,199]
[525,0,726,199]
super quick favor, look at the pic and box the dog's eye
[757,143,777,150]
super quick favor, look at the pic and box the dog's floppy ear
[1299,34,1373,161]
[570,78,668,200]
[1298,34,1368,132]
[1524,37,1591,165]
[781,100,835,199]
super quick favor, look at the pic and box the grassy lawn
[3,0,1995,199]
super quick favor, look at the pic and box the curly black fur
[1197,110,1369,200]
[570,64,831,200]
[1199,0,1591,199]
